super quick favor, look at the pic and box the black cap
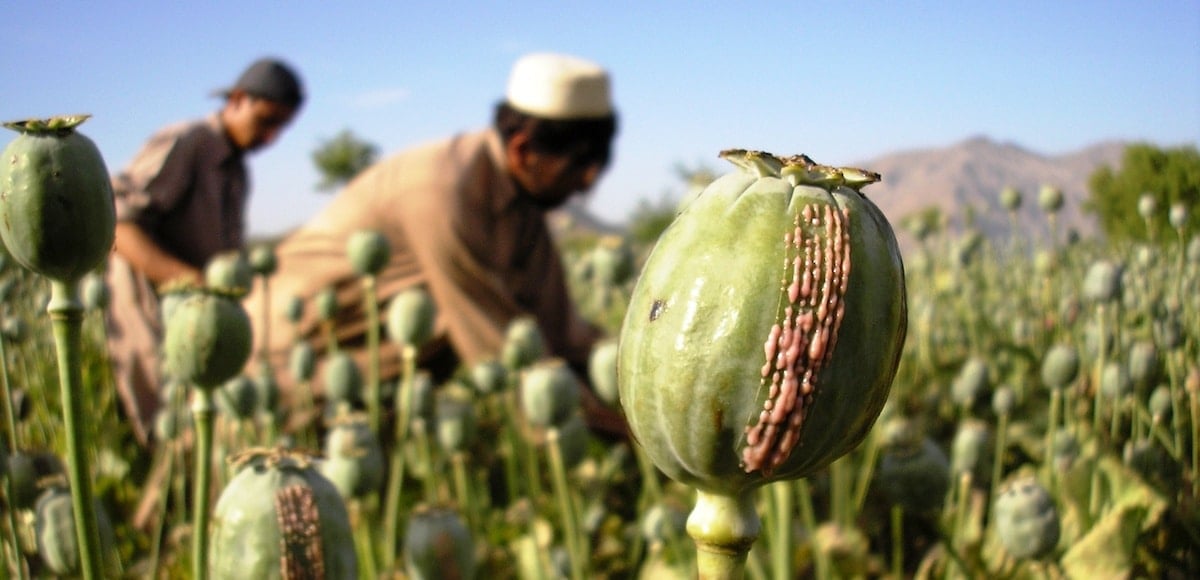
[221,58,304,107]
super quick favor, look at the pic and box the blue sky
[3,1,1197,235]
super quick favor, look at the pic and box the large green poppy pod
[209,448,357,579]
[163,290,253,390]
[0,116,115,283]
[323,351,363,406]
[346,228,390,276]
[877,437,950,514]
[469,359,506,396]
[386,286,437,348]
[618,150,906,495]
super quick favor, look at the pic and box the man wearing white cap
[243,52,626,437]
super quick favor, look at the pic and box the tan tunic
[105,114,247,443]
[245,128,600,407]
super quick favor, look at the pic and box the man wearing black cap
[105,57,304,444]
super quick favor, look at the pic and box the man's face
[518,152,606,210]
[222,91,298,152]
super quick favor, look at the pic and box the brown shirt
[106,113,249,442]
[113,113,248,267]
[246,128,600,395]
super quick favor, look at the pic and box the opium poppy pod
[618,149,906,497]
[0,116,115,283]
[163,290,253,390]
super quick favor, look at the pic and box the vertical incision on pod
[742,200,851,474]
[275,484,325,580]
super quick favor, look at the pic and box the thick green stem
[191,388,216,580]
[382,345,415,572]
[451,453,477,533]
[769,481,793,580]
[47,281,103,580]
[547,428,585,580]
[1043,389,1061,495]
[687,490,761,580]
[364,276,381,433]
[0,333,18,452]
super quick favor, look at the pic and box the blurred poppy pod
[386,286,436,347]
[618,149,906,495]
[993,476,1060,560]
[0,116,115,283]
[346,229,390,276]
[403,505,476,580]
[163,289,253,390]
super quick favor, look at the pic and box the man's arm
[113,222,202,287]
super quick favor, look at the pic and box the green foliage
[625,194,677,246]
[311,129,379,192]
[1086,143,1200,243]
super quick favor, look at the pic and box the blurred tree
[1086,143,1200,243]
[312,129,379,192]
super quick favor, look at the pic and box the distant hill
[549,135,1132,251]
[851,136,1128,251]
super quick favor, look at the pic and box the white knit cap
[505,53,613,120]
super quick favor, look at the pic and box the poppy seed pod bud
[1082,260,1123,304]
[994,476,1060,560]
[877,437,950,514]
[408,371,437,425]
[248,244,277,276]
[619,150,906,494]
[1127,340,1159,392]
[346,229,390,276]
[1040,343,1080,390]
[951,357,990,409]
[1137,192,1158,221]
[323,352,363,406]
[590,235,636,287]
[435,388,477,454]
[205,251,253,297]
[403,505,476,580]
[163,290,253,389]
[289,341,316,383]
[587,338,619,406]
[35,485,118,576]
[209,449,357,579]
[950,418,991,480]
[520,358,581,428]
[1169,202,1188,230]
[386,286,436,347]
[501,316,545,370]
[284,294,305,325]
[1100,361,1132,400]
[469,359,506,396]
[1148,385,1173,423]
[0,116,115,283]
[1037,184,1064,214]
[999,186,1022,212]
[551,414,590,469]
[992,385,1016,416]
[220,375,259,421]
[315,287,338,321]
[320,413,385,499]
[1050,430,1080,472]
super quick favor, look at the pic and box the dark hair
[493,102,618,168]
